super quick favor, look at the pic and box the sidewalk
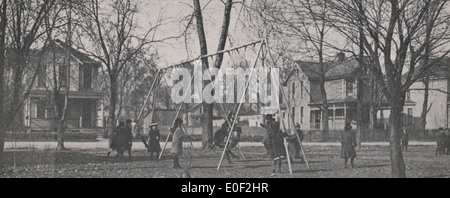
[3,139,436,150]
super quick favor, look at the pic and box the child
[264,114,287,174]
[147,123,162,160]
[170,118,190,169]
[287,123,305,163]
[341,123,357,168]
[401,126,409,152]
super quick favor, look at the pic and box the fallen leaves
[1,145,449,178]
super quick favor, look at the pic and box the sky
[134,0,260,68]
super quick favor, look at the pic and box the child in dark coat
[341,123,357,168]
[262,114,288,174]
[147,123,162,160]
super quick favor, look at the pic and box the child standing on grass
[341,122,357,168]
[170,118,190,169]
[401,126,409,152]
[263,114,288,174]
[147,123,162,160]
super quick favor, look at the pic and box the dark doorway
[82,101,92,128]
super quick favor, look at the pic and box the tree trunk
[420,77,429,139]
[57,120,65,150]
[0,0,7,170]
[370,104,376,140]
[193,0,211,149]
[389,100,406,178]
[356,78,363,147]
[109,76,118,137]
[320,80,329,142]
[356,13,364,148]
[57,0,72,150]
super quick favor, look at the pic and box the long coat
[147,128,162,153]
[265,120,286,160]
[341,126,357,159]
[287,129,304,158]
[111,126,131,152]
[171,128,188,155]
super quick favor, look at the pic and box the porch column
[344,104,347,123]
[26,98,31,128]
[332,105,336,130]
[100,99,104,128]
[80,103,83,128]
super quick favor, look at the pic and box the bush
[5,131,98,142]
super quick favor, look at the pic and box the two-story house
[382,60,450,130]
[281,53,372,132]
[284,53,450,134]
[23,40,104,133]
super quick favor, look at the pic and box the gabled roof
[402,58,450,81]
[296,59,360,80]
[426,58,450,78]
[51,39,102,67]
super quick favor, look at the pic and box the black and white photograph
[0,0,449,184]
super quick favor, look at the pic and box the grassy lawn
[1,144,449,178]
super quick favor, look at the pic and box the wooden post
[266,42,310,169]
[296,132,310,169]
[280,114,293,174]
[158,99,185,160]
[136,69,161,122]
[158,73,192,160]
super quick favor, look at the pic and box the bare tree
[331,0,450,178]
[79,0,170,137]
[0,0,56,167]
[192,0,234,149]
[254,0,340,141]
[39,0,80,150]
[0,0,7,170]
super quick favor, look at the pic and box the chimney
[337,52,345,62]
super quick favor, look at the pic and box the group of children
[107,114,359,173]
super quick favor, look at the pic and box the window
[82,66,92,89]
[279,89,283,103]
[310,110,321,130]
[407,108,413,125]
[292,107,296,122]
[36,101,46,119]
[406,90,411,100]
[292,82,296,99]
[346,79,354,96]
[300,106,304,124]
[301,81,304,98]
[46,107,55,120]
[59,64,68,87]
[37,64,47,88]
[335,109,345,120]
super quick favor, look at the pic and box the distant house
[381,61,450,130]
[23,40,103,133]
[281,53,372,132]
[283,53,450,132]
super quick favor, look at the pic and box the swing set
[132,39,310,174]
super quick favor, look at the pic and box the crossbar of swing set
[157,40,264,72]
[135,40,262,124]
